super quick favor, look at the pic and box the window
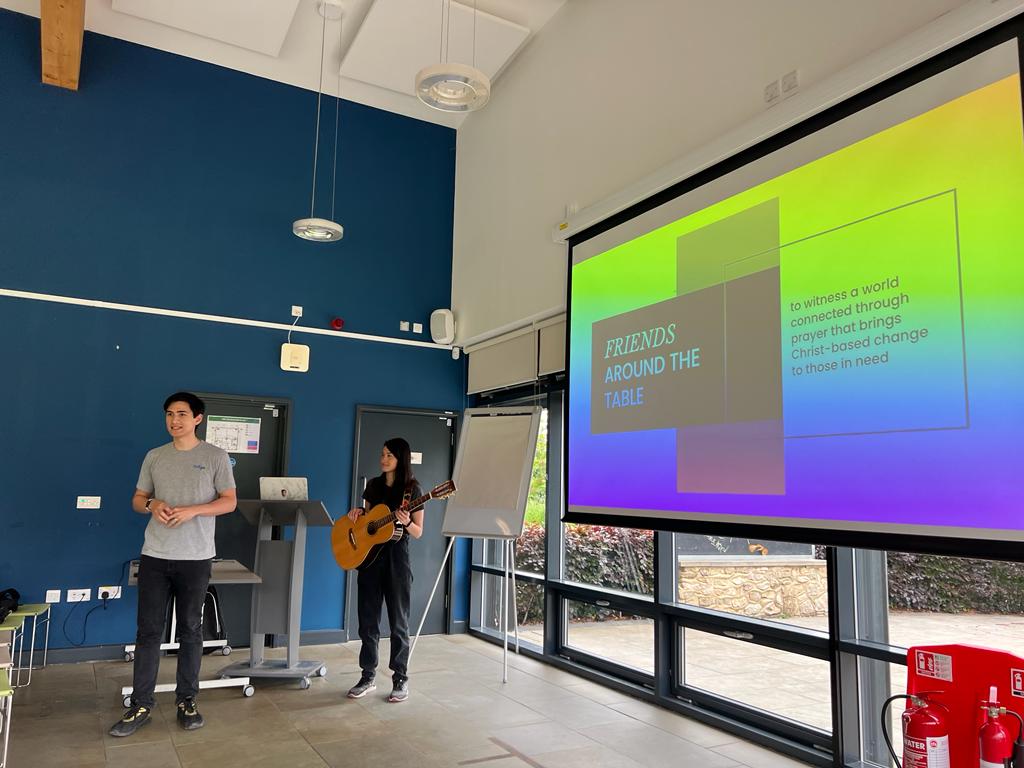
[675,534,828,628]
[475,405,550,649]
[562,523,654,596]
[564,599,655,674]
[681,628,832,731]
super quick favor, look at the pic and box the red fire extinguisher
[980,686,1013,768]
[882,692,950,768]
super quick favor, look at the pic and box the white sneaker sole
[347,685,376,699]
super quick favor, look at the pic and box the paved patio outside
[512,612,1024,732]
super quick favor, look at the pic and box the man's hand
[165,507,198,528]
[395,508,411,526]
[149,499,174,526]
[347,507,363,523]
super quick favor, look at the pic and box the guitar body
[331,503,403,571]
[329,479,456,572]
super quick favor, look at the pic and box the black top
[362,475,422,513]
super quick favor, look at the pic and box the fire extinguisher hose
[881,693,915,768]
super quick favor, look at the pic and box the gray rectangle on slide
[591,288,725,434]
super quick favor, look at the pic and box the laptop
[258,477,309,501]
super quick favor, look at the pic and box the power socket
[68,588,91,603]
[98,585,122,600]
[763,79,780,106]
[291,305,303,318]
[45,589,61,603]
[399,320,410,332]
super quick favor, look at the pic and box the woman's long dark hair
[383,437,417,495]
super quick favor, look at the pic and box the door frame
[195,391,293,648]
[195,391,293,477]
[345,404,460,642]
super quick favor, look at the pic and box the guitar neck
[382,491,432,523]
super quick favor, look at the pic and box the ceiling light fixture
[415,0,490,113]
[294,0,344,243]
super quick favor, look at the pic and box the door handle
[723,630,754,641]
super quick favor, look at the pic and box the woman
[346,437,423,703]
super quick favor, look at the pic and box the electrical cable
[309,5,327,218]
[330,9,342,223]
[62,597,108,647]
[60,560,133,647]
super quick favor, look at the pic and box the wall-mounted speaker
[430,308,455,345]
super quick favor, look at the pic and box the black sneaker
[176,697,205,730]
[108,704,152,737]
[347,677,376,698]
[388,679,409,703]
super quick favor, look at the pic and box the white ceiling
[0,0,565,129]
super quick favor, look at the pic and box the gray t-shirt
[136,441,236,560]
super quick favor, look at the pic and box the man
[109,392,237,737]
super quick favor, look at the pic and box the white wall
[450,0,972,344]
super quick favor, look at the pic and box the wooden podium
[219,500,333,688]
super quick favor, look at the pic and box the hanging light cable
[293,1,344,242]
[415,0,490,113]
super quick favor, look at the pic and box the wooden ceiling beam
[40,0,86,90]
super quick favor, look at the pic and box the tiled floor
[7,634,808,768]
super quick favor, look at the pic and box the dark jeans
[131,555,212,708]
[357,543,412,684]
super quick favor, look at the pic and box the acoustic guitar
[331,480,456,570]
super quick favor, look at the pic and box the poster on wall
[206,415,261,454]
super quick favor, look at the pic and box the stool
[0,617,24,689]
[10,604,50,686]
[0,669,12,768]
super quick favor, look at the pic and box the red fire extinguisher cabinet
[906,644,1024,766]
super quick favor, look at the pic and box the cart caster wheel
[242,685,255,697]
[124,651,134,663]
[317,665,327,677]
[299,677,311,690]
[122,695,132,708]
[221,646,232,656]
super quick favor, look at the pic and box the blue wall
[0,9,467,649]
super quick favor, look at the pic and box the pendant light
[293,1,344,242]
[415,0,490,113]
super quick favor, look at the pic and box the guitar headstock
[430,480,456,500]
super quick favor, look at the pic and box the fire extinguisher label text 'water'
[915,650,953,682]
[905,735,949,768]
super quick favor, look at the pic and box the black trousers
[357,542,412,683]
[131,555,212,707]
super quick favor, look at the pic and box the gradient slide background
[568,67,1024,536]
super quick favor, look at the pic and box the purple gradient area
[569,425,679,509]
[568,424,1019,530]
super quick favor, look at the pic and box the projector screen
[566,36,1024,553]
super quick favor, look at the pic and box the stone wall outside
[678,558,828,618]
